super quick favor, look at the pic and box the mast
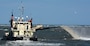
[19,1,24,19]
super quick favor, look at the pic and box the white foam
[79,37,90,40]
[2,40,65,46]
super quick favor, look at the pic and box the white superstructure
[4,14,43,40]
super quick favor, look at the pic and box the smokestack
[28,18,33,28]
[30,18,32,28]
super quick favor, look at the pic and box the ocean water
[0,25,90,46]
[0,39,90,46]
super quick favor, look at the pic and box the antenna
[19,1,24,18]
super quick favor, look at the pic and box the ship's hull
[1,36,38,41]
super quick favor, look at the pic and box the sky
[0,0,90,25]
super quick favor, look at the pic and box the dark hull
[1,36,38,41]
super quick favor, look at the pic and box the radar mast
[19,1,24,19]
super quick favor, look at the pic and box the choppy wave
[0,40,65,46]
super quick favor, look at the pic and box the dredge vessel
[1,5,44,41]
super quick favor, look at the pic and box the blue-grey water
[0,24,90,46]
